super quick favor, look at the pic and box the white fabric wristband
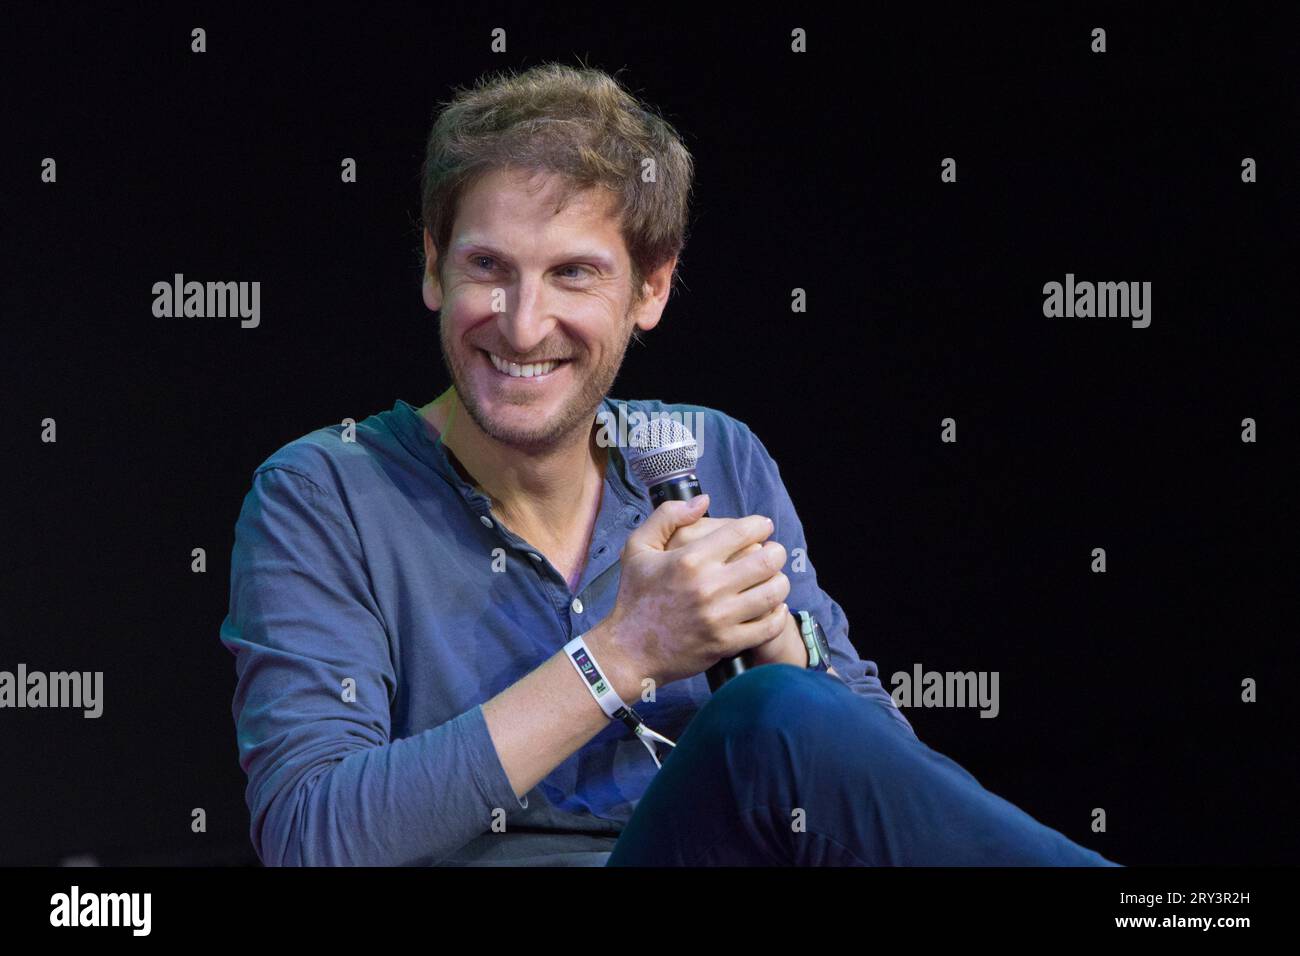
[564,633,676,768]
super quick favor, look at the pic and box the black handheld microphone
[624,418,749,693]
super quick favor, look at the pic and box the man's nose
[496,276,557,355]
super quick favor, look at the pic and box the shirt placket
[424,408,653,643]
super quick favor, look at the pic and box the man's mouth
[482,349,569,380]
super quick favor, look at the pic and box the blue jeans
[607,664,1122,866]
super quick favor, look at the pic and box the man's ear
[630,255,678,335]
[422,229,443,312]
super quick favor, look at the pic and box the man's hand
[590,496,792,693]
[665,514,805,668]
[665,513,841,676]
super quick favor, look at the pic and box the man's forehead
[452,170,624,261]
[460,166,620,224]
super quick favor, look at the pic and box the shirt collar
[388,397,649,513]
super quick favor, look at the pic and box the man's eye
[470,258,589,278]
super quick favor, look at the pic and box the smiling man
[418,163,650,591]
[220,63,1120,867]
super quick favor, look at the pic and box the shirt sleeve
[735,423,918,740]
[219,465,526,866]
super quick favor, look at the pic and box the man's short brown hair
[419,62,695,307]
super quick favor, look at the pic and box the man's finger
[624,494,710,556]
[684,513,773,565]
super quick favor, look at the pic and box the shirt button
[571,597,584,614]
[479,515,494,528]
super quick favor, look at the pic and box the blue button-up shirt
[219,397,914,866]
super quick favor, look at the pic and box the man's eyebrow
[453,240,616,271]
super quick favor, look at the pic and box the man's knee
[690,664,857,745]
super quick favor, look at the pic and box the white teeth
[488,352,559,378]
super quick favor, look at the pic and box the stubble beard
[439,313,633,454]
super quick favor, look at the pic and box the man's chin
[444,346,620,452]
[480,418,565,450]
[463,396,592,452]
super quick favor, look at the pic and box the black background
[3,4,1295,866]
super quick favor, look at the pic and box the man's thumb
[631,494,709,552]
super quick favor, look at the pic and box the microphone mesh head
[625,417,700,487]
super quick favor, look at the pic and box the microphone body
[625,418,751,693]
[644,473,704,509]
[645,471,750,692]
